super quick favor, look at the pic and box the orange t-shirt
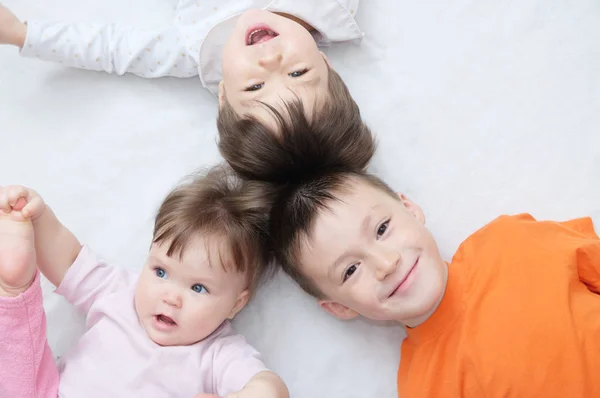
[398,214,600,398]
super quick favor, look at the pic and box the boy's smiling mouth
[387,257,420,299]
[246,24,279,45]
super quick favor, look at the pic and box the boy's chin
[395,296,444,327]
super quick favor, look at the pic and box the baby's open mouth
[155,314,177,326]
[246,25,279,45]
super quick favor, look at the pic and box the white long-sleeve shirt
[21,0,363,96]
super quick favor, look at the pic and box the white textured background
[1,0,599,397]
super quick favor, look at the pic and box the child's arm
[195,371,289,398]
[0,4,26,47]
[0,4,198,79]
[209,333,289,398]
[0,186,81,287]
[31,198,82,288]
[231,371,289,398]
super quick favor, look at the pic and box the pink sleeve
[55,245,136,314]
[211,334,269,396]
[0,272,59,397]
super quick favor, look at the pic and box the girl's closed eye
[154,267,167,279]
[191,284,208,294]
[343,263,359,283]
[377,219,390,239]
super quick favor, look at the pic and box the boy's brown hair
[152,164,276,290]
[269,170,397,298]
[217,67,375,183]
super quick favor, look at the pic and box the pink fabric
[0,271,59,398]
[55,246,268,397]
[0,247,268,397]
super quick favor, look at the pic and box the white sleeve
[336,0,360,15]
[20,20,198,79]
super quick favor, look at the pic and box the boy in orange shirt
[259,126,600,396]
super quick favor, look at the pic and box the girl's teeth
[248,29,277,45]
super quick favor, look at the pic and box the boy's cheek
[348,288,376,314]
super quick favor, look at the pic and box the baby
[0,1,366,153]
[0,165,287,398]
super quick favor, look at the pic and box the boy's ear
[320,52,332,68]
[397,193,426,225]
[218,81,226,110]
[319,300,359,320]
[228,289,250,319]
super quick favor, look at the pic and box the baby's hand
[0,185,46,220]
[0,4,27,47]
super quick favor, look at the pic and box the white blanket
[1,0,599,396]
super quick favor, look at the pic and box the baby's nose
[163,291,182,308]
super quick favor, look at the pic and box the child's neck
[402,262,449,329]
[274,12,317,33]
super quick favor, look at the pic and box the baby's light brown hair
[152,164,276,291]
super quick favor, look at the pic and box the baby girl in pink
[0,167,288,398]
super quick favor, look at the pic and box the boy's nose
[373,250,399,281]
[258,52,283,70]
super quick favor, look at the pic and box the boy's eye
[245,83,264,91]
[343,264,358,282]
[191,284,208,294]
[289,68,308,78]
[154,267,167,279]
[377,220,390,239]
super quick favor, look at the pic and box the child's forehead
[150,234,233,272]
[305,180,396,246]
[242,87,326,131]
[329,178,390,212]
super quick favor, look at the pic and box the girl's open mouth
[153,314,177,331]
[246,24,279,45]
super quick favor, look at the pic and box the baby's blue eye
[191,284,207,294]
[155,268,167,279]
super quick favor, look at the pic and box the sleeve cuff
[19,20,43,58]
[55,245,93,297]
